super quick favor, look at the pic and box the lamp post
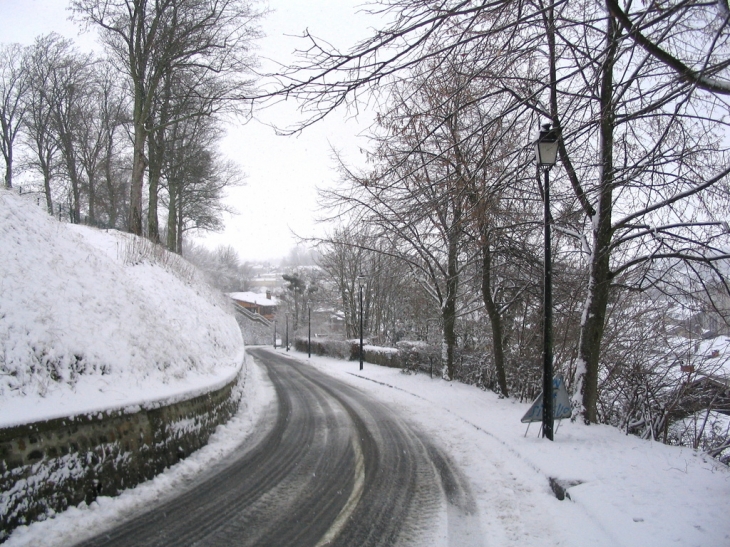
[273,320,277,349]
[308,306,312,358]
[285,313,289,352]
[357,274,367,370]
[535,122,559,441]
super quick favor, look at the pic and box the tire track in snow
[77,348,477,546]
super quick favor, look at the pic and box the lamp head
[535,122,559,166]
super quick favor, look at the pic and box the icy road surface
[75,347,481,547]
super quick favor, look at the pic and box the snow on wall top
[0,190,244,428]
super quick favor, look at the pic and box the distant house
[229,290,279,320]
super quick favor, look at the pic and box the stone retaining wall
[234,310,273,346]
[0,373,242,541]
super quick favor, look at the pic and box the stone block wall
[234,311,273,346]
[0,375,241,540]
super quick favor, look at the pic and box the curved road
[78,348,479,547]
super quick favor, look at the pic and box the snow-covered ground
[6,347,729,547]
[299,350,730,547]
[0,189,244,426]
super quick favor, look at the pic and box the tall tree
[23,36,61,213]
[71,0,262,236]
[45,42,94,223]
[162,115,240,254]
[285,0,730,422]
[0,43,28,189]
[94,62,130,228]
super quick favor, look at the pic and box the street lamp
[357,274,367,371]
[308,306,312,358]
[535,122,559,441]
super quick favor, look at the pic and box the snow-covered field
[0,189,244,426]
[6,347,729,547]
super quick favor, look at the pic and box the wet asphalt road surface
[77,347,479,547]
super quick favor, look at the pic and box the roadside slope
[0,189,244,426]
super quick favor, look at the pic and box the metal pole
[542,166,554,441]
[286,313,289,352]
[308,307,311,358]
[273,320,277,349]
[359,284,364,370]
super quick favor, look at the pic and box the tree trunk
[176,193,184,255]
[103,143,117,228]
[148,70,173,243]
[147,129,162,243]
[129,119,147,236]
[167,178,178,253]
[574,17,618,424]
[43,170,53,215]
[442,213,460,381]
[60,133,81,224]
[3,146,12,189]
[88,172,96,225]
[480,229,509,396]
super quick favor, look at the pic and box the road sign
[521,375,572,423]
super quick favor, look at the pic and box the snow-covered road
[6,347,730,547]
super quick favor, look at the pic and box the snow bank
[0,190,244,428]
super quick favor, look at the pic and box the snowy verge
[3,355,276,547]
[286,348,730,547]
[0,189,244,428]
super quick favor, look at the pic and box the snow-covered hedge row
[293,337,359,360]
[362,344,400,368]
[0,189,244,427]
[293,337,440,371]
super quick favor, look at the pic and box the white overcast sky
[2,0,380,261]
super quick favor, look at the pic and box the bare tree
[95,64,130,228]
[0,43,28,189]
[162,115,241,254]
[282,0,730,425]
[323,96,475,380]
[43,39,94,224]
[23,37,60,213]
[317,225,437,344]
[539,1,730,423]
[71,0,262,237]
[605,0,730,96]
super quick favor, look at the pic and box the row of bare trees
[1,36,129,226]
[0,0,262,254]
[289,0,730,439]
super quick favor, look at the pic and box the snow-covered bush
[362,345,400,368]
[294,337,357,360]
[396,341,438,375]
[668,410,730,465]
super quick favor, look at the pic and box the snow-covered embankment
[0,189,245,537]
